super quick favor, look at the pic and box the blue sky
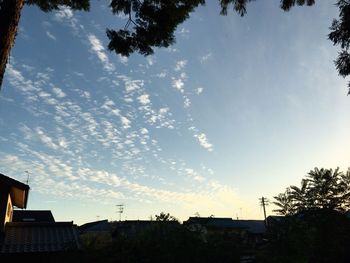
[1,1,349,224]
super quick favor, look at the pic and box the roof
[12,210,55,223]
[225,220,266,234]
[115,220,180,227]
[1,222,80,253]
[0,173,30,209]
[184,217,266,234]
[79,219,111,233]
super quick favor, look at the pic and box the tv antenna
[25,170,30,185]
[116,204,124,221]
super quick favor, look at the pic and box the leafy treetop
[154,212,180,222]
[25,0,90,11]
[273,167,350,215]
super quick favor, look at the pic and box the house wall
[4,193,13,225]
[0,185,10,232]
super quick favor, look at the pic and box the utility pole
[116,204,124,221]
[259,197,269,226]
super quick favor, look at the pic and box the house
[183,217,267,248]
[79,219,111,234]
[78,219,113,248]
[184,216,266,236]
[1,221,80,253]
[12,210,55,222]
[0,173,80,253]
[112,220,180,239]
[184,217,267,263]
[0,173,30,231]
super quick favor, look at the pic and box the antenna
[25,170,30,185]
[116,204,124,221]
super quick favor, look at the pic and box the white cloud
[19,124,34,140]
[42,21,52,27]
[194,133,213,152]
[140,128,149,134]
[175,60,187,71]
[137,94,151,105]
[54,6,80,33]
[199,53,212,64]
[0,150,245,218]
[184,168,205,182]
[52,87,66,98]
[81,91,91,99]
[119,54,128,65]
[184,96,191,108]
[35,127,59,150]
[159,107,169,114]
[172,78,185,92]
[120,116,131,129]
[58,137,68,148]
[156,71,167,78]
[196,87,204,94]
[146,56,155,66]
[124,97,133,103]
[6,64,39,92]
[55,6,73,20]
[21,64,35,72]
[118,76,144,93]
[46,31,56,40]
[88,34,115,72]
[179,28,190,34]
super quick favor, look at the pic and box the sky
[0,1,349,225]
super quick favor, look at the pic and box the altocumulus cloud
[88,34,115,72]
[195,133,213,152]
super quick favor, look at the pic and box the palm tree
[306,167,345,210]
[289,178,310,211]
[273,188,296,215]
[274,167,350,216]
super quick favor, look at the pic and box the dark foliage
[258,209,350,263]
[107,0,206,56]
[273,167,350,215]
[329,0,350,94]
[106,0,318,57]
[6,222,242,263]
[24,0,90,11]
[260,167,350,262]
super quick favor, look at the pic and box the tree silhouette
[154,212,179,222]
[261,167,350,262]
[106,0,316,57]
[273,167,350,216]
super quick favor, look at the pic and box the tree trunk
[0,0,25,89]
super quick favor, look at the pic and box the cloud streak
[88,34,115,72]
